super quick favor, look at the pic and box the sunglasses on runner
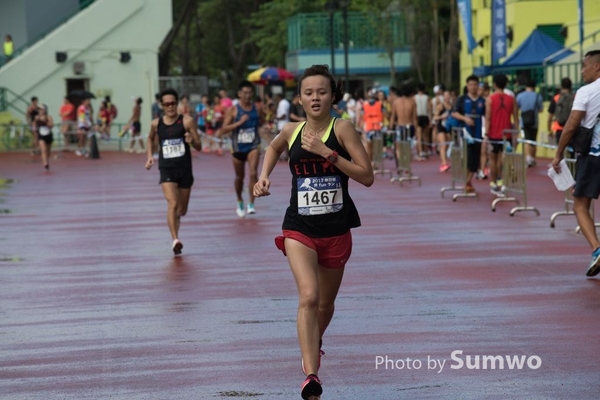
[162,101,177,107]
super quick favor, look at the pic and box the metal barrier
[0,123,31,150]
[550,155,578,228]
[390,125,421,186]
[1,122,132,152]
[549,154,599,233]
[491,130,540,216]
[441,127,477,201]
[371,129,392,178]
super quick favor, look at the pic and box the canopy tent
[554,42,600,65]
[501,29,573,67]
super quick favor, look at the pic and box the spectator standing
[75,98,92,157]
[290,95,306,122]
[3,35,14,63]
[414,83,431,158]
[59,96,76,151]
[547,78,574,145]
[177,95,191,117]
[516,79,543,167]
[26,96,40,155]
[485,74,518,196]
[452,75,486,192]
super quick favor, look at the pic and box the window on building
[537,24,565,45]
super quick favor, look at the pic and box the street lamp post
[340,0,350,94]
[325,1,337,75]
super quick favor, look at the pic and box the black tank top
[282,119,361,238]
[35,117,48,128]
[437,104,451,132]
[157,115,191,170]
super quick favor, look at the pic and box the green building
[286,12,411,94]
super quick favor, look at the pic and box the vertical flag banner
[492,0,507,64]
[457,0,476,54]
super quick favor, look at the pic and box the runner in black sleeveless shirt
[145,88,202,256]
[34,105,54,170]
[254,65,373,400]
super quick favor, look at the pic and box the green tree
[162,0,459,90]
[243,0,327,68]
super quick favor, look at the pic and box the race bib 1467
[297,175,343,216]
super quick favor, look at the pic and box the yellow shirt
[4,41,14,56]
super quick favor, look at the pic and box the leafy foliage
[162,0,459,89]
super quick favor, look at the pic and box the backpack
[521,93,541,129]
[555,92,574,126]
[521,110,536,129]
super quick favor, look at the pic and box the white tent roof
[555,42,600,64]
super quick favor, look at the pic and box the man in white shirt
[274,93,291,160]
[552,50,600,277]
[275,93,290,132]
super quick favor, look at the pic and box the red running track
[0,150,599,399]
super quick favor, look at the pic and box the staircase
[0,0,171,150]
[0,87,29,123]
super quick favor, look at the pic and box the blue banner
[492,0,507,64]
[457,0,476,54]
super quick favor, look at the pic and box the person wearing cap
[429,85,445,142]
[126,96,144,153]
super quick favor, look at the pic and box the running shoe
[247,203,256,214]
[465,183,475,193]
[476,170,487,180]
[586,247,600,277]
[301,374,322,400]
[236,202,246,218]
[439,163,450,172]
[490,182,504,197]
[301,349,325,375]
[172,239,183,256]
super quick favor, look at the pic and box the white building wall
[0,0,171,130]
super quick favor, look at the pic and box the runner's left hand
[301,133,328,158]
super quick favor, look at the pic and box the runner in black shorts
[221,80,264,218]
[145,88,202,256]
